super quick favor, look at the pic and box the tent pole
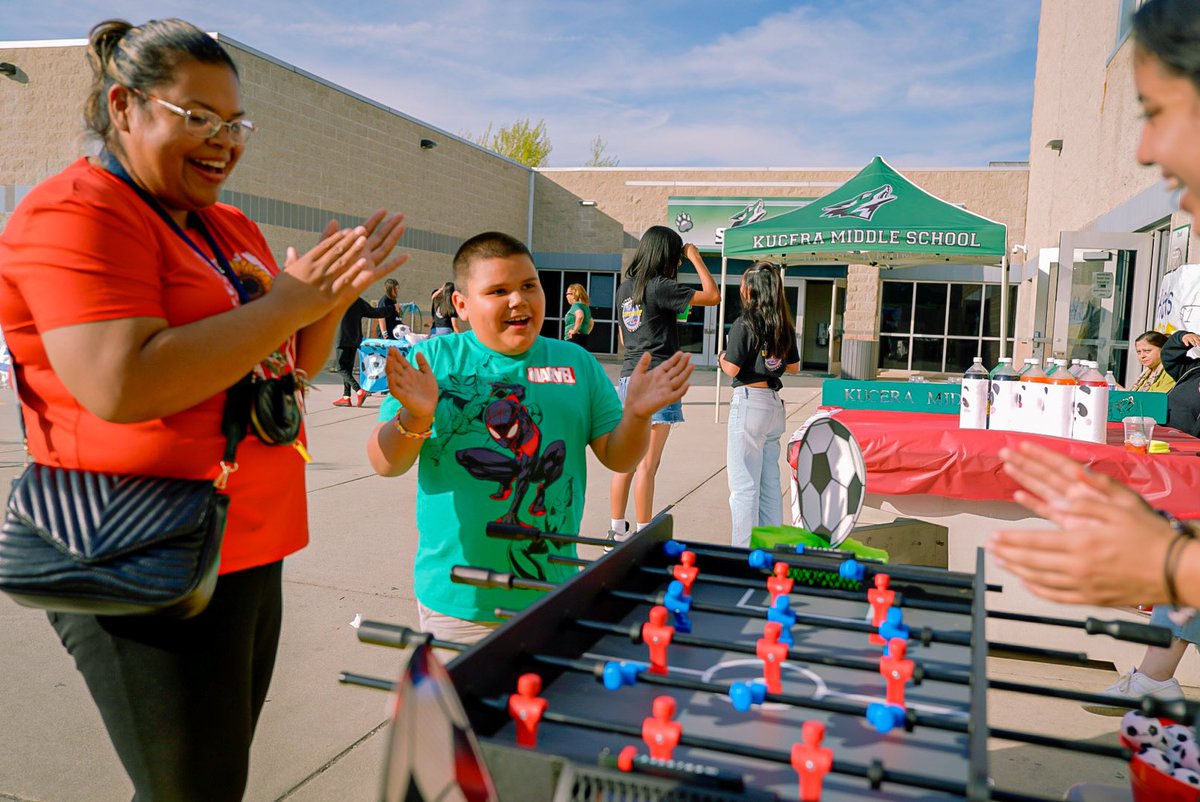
[713,255,728,423]
[1000,254,1010,360]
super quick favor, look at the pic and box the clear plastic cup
[1122,416,1156,454]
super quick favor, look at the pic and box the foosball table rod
[631,564,1172,648]
[601,586,1093,665]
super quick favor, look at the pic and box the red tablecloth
[826,409,1200,519]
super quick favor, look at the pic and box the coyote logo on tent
[820,184,897,222]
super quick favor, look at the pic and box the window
[536,268,620,353]
[877,280,1016,372]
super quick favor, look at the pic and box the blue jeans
[727,386,786,548]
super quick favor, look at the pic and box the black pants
[336,346,360,395]
[49,561,284,802]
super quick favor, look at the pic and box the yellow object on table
[1148,440,1171,454]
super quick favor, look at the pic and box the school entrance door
[679,277,844,373]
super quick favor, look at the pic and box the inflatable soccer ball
[787,413,867,547]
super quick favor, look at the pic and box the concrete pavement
[0,363,1147,801]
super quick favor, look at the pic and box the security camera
[1011,244,1028,255]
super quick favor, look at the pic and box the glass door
[829,278,846,375]
[1054,232,1153,384]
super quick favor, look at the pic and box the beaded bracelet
[393,414,433,440]
[1160,510,1196,607]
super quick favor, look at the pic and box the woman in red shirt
[0,18,406,800]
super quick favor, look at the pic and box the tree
[585,135,620,167]
[464,118,552,167]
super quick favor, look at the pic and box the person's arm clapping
[590,352,693,472]
[367,347,438,477]
[988,441,1200,607]
[294,210,408,377]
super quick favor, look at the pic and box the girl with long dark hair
[608,226,719,545]
[719,263,799,547]
[430,281,462,336]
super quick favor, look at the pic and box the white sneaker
[1082,667,1183,716]
[603,527,633,553]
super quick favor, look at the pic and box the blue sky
[4,0,1041,168]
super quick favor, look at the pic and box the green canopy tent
[713,156,1009,417]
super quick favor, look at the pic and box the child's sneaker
[332,396,353,407]
[355,388,369,407]
[1081,667,1183,715]
[603,527,632,553]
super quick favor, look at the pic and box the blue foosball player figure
[768,596,796,646]
[663,580,692,634]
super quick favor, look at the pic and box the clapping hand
[987,441,1174,606]
[384,348,438,425]
[622,352,693,420]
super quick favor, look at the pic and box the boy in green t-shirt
[368,232,692,643]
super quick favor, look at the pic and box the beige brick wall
[843,265,882,341]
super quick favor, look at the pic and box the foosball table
[343,516,1199,802]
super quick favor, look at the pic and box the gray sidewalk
[0,365,1138,801]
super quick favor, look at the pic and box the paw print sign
[674,212,693,233]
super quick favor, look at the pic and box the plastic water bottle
[960,356,989,430]
[1104,370,1119,390]
[1019,360,1048,434]
[1043,359,1078,438]
[1072,361,1109,444]
[988,358,1020,431]
[1068,359,1084,378]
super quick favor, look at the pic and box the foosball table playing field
[342,517,1200,802]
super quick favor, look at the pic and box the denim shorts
[1150,604,1200,645]
[617,375,684,425]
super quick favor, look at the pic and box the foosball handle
[355,621,432,649]
[451,566,516,589]
[1085,618,1173,648]
[601,747,750,794]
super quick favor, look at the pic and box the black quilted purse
[0,362,248,618]
[0,466,228,617]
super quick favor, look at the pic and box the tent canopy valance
[720,156,1007,266]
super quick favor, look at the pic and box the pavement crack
[274,719,389,801]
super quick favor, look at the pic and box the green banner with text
[820,380,1167,423]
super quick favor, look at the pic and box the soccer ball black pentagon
[787,415,866,546]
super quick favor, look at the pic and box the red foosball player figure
[880,637,914,708]
[867,573,895,646]
[642,696,682,760]
[507,673,548,748]
[756,620,789,693]
[767,561,794,605]
[642,605,675,675]
[791,720,833,802]
[672,550,699,597]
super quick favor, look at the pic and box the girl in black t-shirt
[430,281,462,336]
[608,226,720,547]
[718,263,799,547]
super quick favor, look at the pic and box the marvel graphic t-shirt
[379,333,623,621]
[724,316,800,390]
[617,276,694,376]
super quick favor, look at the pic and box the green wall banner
[666,196,815,251]
[821,380,1168,423]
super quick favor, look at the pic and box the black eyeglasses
[133,89,256,144]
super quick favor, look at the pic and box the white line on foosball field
[580,650,968,719]
[734,589,870,628]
